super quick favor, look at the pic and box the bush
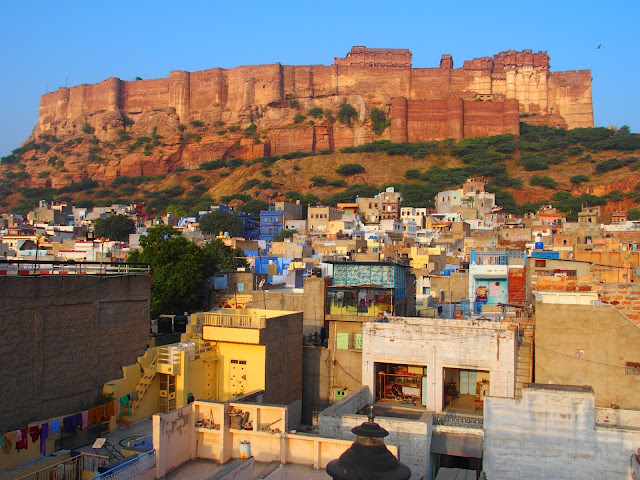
[227,125,241,132]
[567,145,585,156]
[116,129,131,142]
[199,159,227,170]
[177,124,186,132]
[628,208,640,221]
[336,163,365,176]
[327,179,347,187]
[293,114,306,124]
[37,171,50,179]
[244,124,257,136]
[404,169,422,180]
[187,175,204,183]
[338,104,357,126]
[595,157,635,174]
[310,176,327,186]
[190,120,204,128]
[241,179,260,190]
[307,107,323,118]
[371,107,390,135]
[81,124,95,134]
[214,120,225,127]
[521,154,550,171]
[122,114,135,127]
[570,175,590,185]
[606,190,625,202]
[529,175,557,188]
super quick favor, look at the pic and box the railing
[157,343,213,366]
[91,450,156,480]
[0,260,150,276]
[432,413,484,428]
[14,453,109,480]
[203,312,266,329]
[470,250,526,266]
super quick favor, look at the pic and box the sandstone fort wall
[36,48,593,147]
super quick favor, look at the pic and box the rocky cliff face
[22,47,593,188]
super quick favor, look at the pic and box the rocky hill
[0,118,638,221]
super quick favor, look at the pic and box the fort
[34,46,593,163]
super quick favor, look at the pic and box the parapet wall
[0,275,150,432]
[36,48,593,134]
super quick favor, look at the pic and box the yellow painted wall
[216,343,266,401]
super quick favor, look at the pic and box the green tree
[628,208,640,221]
[127,225,238,318]
[236,199,269,216]
[273,229,297,242]
[199,210,242,236]
[336,163,365,176]
[93,214,136,241]
[338,104,358,126]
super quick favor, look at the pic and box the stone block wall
[483,385,640,479]
[0,275,150,432]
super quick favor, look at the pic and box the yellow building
[104,308,303,426]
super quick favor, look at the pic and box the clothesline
[1,393,133,457]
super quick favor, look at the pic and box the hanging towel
[40,423,49,455]
[2,432,15,454]
[73,414,82,431]
[63,416,73,434]
[16,428,28,451]
[50,419,61,434]
[16,429,22,443]
[81,411,88,430]
[29,425,41,443]
[88,406,101,425]
[106,401,115,419]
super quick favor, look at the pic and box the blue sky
[1,0,638,157]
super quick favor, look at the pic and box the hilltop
[0,120,638,221]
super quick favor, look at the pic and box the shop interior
[443,368,490,413]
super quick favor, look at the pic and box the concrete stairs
[515,327,533,398]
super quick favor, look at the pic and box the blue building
[259,206,284,243]
[237,212,259,240]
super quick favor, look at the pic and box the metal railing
[90,450,156,480]
[14,453,109,480]
[203,312,266,329]
[0,260,150,276]
[432,412,484,428]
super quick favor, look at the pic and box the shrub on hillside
[336,163,365,176]
[570,175,590,185]
[529,175,557,189]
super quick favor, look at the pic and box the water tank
[157,316,173,334]
[443,269,451,276]
[535,241,544,250]
[173,315,188,333]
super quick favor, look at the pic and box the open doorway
[375,362,427,407]
[443,368,490,413]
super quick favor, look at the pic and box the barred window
[625,362,640,375]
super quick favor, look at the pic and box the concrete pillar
[169,70,191,121]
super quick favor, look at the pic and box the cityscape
[1,3,640,480]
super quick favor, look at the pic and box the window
[535,259,546,268]
[625,362,640,375]
[230,359,238,364]
[354,333,363,350]
[336,332,349,349]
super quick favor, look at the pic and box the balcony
[202,310,267,345]
[203,312,266,329]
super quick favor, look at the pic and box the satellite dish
[258,279,265,290]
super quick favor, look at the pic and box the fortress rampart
[37,48,593,145]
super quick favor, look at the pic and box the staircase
[129,353,159,417]
[515,326,534,398]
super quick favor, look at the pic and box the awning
[430,432,483,458]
